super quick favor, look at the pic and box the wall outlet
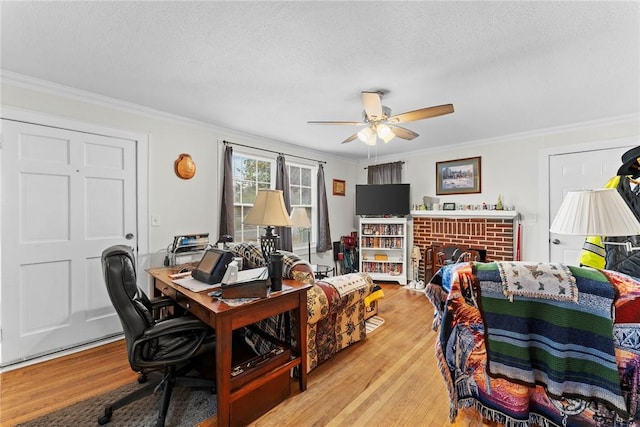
[151,215,161,227]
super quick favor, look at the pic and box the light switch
[151,215,161,227]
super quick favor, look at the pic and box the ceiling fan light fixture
[308,91,454,147]
[357,126,373,142]
[377,124,395,143]
[364,133,377,146]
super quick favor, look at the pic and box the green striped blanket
[477,262,628,417]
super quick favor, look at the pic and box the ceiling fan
[307,91,454,146]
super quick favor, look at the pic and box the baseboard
[0,335,124,373]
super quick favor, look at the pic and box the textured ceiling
[1,1,639,160]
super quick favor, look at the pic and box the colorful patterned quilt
[425,261,640,427]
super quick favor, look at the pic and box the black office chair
[99,245,216,427]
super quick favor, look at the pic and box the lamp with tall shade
[290,207,312,262]
[550,188,640,252]
[243,189,293,260]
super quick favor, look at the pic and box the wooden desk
[147,267,310,426]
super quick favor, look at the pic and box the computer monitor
[191,248,233,284]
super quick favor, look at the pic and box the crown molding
[0,70,350,163]
[4,70,636,166]
[357,112,640,166]
[1,70,211,127]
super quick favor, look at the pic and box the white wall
[2,80,639,266]
[356,115,640,261]
[0,81,359,268]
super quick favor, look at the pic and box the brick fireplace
[411,210,519,281]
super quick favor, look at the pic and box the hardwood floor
[0,340,139,426]
[0,283,451,427]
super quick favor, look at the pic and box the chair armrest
[148,296,176,310]
[142,316,211,339]
[132,317,212,368]
[307,284,329,324]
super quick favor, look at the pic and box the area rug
[17,379,216,427]
[365,315,385,334]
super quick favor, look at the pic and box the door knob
[126,233,134,240]
[551,238,560,245]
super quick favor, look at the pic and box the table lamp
[290,207,312,262]
[243,189,293,261]
[550,188,640,252]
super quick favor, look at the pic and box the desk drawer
[175,292,210,323]
[156,282,177,300]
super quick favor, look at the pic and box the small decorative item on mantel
[174,153,196,180]
[496,194,504,210]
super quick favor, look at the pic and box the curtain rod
[364,161,405,169]
[223,140,326,164]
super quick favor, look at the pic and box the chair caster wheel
[98,406,112,425]
[138,374,147,384]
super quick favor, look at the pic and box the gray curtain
[316,164,332,252]
[219,145,234,239]
[275,155,292,251]
[367,161,403,184]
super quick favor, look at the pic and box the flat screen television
[355,184,410,216]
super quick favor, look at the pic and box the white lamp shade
[550,188,640,236]
[290,207,311,228]
[243,189,293,227]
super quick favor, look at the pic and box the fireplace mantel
[412,210,520,281]
[410,210,519,220]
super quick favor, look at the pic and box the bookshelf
[359,217,407,285]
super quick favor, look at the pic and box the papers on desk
[172,276,220,292]
[226,267,269,284]
[172,267,268,293]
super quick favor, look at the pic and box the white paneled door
[1,119,138,366]
[548,144,634,264]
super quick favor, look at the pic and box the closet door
[1,119,138,366]
[548,145,634,264]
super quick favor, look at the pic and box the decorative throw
[425,261,639,427]
[319,273,370,298]
[229,242,314,284]
[496,261,577,302]
[482,263,627,417]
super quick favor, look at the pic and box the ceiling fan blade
[307,120,363,125]
[341,133,359,144]
[388,104,454,124]
[361,91,383,120]
[389,125,419,140]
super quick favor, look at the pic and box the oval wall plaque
[174,153,196,180]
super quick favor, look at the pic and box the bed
[425,261,640,426]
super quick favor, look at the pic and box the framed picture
[436,156,482,195]
[332,179,346,196]
[442,202,456,211]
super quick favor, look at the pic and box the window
[232,153,316,250]
[232,154,273,243]
[288,163,314,249]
